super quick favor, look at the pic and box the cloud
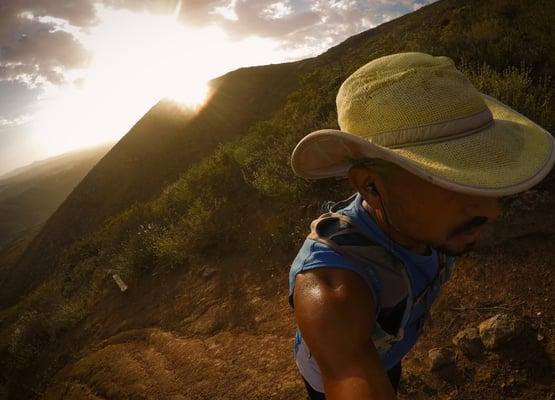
[108,0,429,54]
[217,0,319,39]
[211,0,239,21]
[208,0,436,57]
[0,114,33,128]
[0,0,229,88]
[107,0,225,26]
[261,1,294,20]
[0,0,436,87]
[413,1,427,10]
[2,28,90,76]
[0,0,98,40]
[0,0,95,86]
[0,63,37,82]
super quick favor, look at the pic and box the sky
[0,0,435,177]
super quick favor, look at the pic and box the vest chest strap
[307,209,451,346]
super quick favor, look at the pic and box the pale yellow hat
[290,52,555,196]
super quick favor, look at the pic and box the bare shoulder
[294,268,399,398]
[294,267,375,305]
[293,267,377,375]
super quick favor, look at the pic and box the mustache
[448,216,489,239]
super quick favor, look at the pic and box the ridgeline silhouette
[0,0,553,398]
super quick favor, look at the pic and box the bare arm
[294,268,397,400]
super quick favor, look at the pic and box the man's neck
[362,199,430,256]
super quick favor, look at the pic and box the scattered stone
[200,266,218,279]
[452,327,483,358]
[428,347,456,371]
[537,333,545,342]
[478,313,523,350]
[474,368,492,383]
[112,274,128,292]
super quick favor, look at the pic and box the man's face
[355,166,504,256]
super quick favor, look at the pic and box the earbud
[366,182,379,194]
[364,182,402,234]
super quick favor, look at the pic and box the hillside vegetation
[0,62,300,308]
[0,0,554,398]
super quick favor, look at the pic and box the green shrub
[460,61,554,130]
[2,310,54,370]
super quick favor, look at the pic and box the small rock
[112,273,128,292]
[537,333,545,342]
[452,327,483,358]
[478,313,523,350]
[200,266,217,279]
[474,368,492,383]
[428,347,456,371]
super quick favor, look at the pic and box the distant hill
[0,143,114,251]
[0,0,553,399]
[0,63,300,308]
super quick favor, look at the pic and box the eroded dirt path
[41,232,553,400]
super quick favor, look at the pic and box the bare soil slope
[40,191,554,400]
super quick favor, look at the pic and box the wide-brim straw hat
[291,52,555,197]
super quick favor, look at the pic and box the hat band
[365,107,494,148]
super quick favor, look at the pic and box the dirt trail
[21,182,555,399]
[39,231,553,400]
[42,256,306,400]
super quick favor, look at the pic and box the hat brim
[291,93,555,197]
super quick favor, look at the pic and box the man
[287,52,555,399]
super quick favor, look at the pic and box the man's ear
[348,166,382,209]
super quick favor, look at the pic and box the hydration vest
[289,193,455,366]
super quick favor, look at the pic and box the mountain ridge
[0,143,114,252]
[0,0,553,398]
[0,61,301,307]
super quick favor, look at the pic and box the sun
[32,8,215,155]
[31,4,293,157]
[82,6,215,108]
[166,81,209,107]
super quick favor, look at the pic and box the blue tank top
[288,192,455,371]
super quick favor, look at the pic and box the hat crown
[336,52,491,147]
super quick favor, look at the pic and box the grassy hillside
[0,62,300,308]
[0,0,554,398]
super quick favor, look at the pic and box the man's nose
[463,196,503,223]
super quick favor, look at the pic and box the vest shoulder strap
[307,211,410,311]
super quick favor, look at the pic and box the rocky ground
[400,234,554,400]
[10,186,555,399]
[38,233,553,400]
